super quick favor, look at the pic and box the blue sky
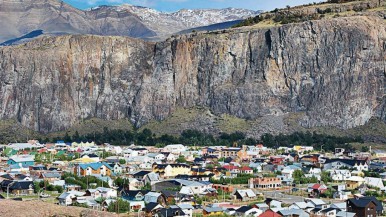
[63,0,323,12]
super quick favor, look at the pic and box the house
[212,184,234,193]
[347,196,383,217]
[144,192,166,205]
[132,171,151,180]
[323,159,368,171]
[270,156,285,165]
[265,198,282,209]
[162,145,186,155]
[144,172,161,185]
[145,202,163,216]
[278,209,310,217]
[203,206,224,216]
[364,177,385,189]
[81,153,100,162]
[74,162,113,177]
[240,166,253,174]
[336,211,357,217]
[1,180,34,195]
[131,147,149,156]
[58,190,86,206]
[307,184,328,197]
[289,202,314,211]
[281,166,299,179]
[346,176,365,190]
[148,153,166,161]
[329,169,352,181]
[109,163,123,175]
[259,209,282,217]
[153,164,191,178]
[300,154,320,165]
[120,178,141,190]
[249,177,281,189]
[235,206,262,217]
[234,189,257,201]
[7,155,35,166]
[95,187,117,198]
[223,165,240,174]
[121,190,147,201]
[40,172,61,183]
[304,198,327,209]
[166,153,177,162]
[178,204,194,217]
[219,148,241,158]
[155,207,188,217]
[310,207,337,217]
[254,203,269,212]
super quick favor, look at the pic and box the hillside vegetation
[233,0,385,28]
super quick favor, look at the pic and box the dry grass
[0,200,119,217]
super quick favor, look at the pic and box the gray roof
[279,209,309,217]
[204,206,224,213]
[9,155,34,162]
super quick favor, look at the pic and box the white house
[329,169,352,181]
[95,187,117,199]
[148,153,166,161]
[166,153,177,162]
[144,192,162,203]
[112,163,123,174]
[364,177,385,189]
[323,159,368,171]
[58,191,85,206]
[162,144,187,155]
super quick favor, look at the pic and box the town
[0,139,385,217]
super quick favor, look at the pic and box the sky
[63,0,323,12]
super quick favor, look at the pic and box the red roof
[259,210,282,217]
[223,165,240,170]
[312,183,327,190]
[240,166,252,171]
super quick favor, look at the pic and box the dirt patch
[0,200,118,217]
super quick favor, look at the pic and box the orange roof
[240,166,252,171]
[259,210,282,217]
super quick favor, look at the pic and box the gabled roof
[9,155,35,162]
[133,171,151,177]
[278,209,309,217]
[235,189,256,198]
[78,162,112,171]
[324,158,367,166]
[306,198,326,206]
[236,206,253,213]
[204,206,224,213]
[145,192,162,197]
[259,209,282,217]
[145,202,162,211]
[348,196,383,211]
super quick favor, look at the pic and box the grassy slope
[1,107,385,145]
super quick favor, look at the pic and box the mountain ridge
[0,0,261,43]
[0,14,384,137]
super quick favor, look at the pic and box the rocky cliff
[0,15,385,134]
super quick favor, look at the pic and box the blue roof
[79,162,113,170]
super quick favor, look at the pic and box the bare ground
[0,200,119,217]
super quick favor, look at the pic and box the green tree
[361,146,369,152]
[321,171,332,184]
[176,155,187,163]
[293,170,305,180]
[119,159,126,165]
[107,199,130,213]
[33,182,41,193]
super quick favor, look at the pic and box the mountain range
[0,0,261,43]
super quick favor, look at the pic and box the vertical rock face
[0,16,385,133]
